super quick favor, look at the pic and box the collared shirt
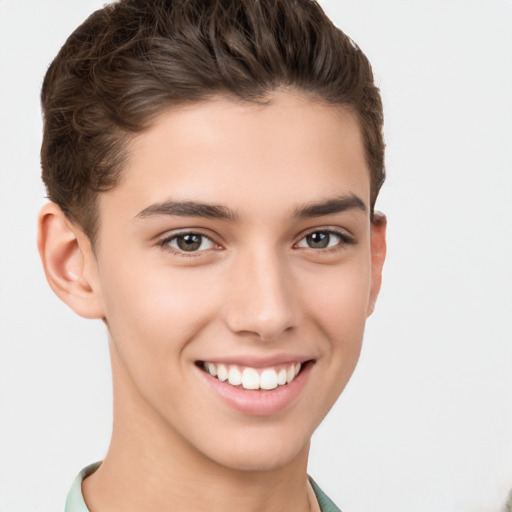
[65,462,341,512]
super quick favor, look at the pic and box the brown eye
[306,232,330,248]
[177,234,202,251]
[164,233,215,252]
[296,230,346,249]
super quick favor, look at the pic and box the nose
[224,247,299,341]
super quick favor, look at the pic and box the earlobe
[37,202,104,319]
[367,212,387,317]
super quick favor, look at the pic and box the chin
[198,425,312,473]
[211,448,306,473]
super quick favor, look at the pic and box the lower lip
[197,362,313,416]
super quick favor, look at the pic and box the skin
[38,90,386,512]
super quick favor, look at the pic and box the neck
[82,348,315,512]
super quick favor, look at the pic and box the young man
[37,0,386,510]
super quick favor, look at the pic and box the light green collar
[65,461,100,512]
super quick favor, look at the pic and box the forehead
[101,91,370,220]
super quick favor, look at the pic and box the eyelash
[157,231,218,257]
[157,228,354,256]
[296,228,355,252]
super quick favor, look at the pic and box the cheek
[290,260,372,426]
[99,257,222,358]
[305,258,372,339]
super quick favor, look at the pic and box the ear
[367,212,387,317]
[37,202,104,319]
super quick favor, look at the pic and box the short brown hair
[41,0,385,241]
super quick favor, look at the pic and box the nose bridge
[225,242,298,340]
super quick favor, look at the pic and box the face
[89,91,385,472]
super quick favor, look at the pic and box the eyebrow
[135,194,367,222]
[136,200,240,221]
[294,194,367,218]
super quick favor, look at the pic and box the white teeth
[203,362,303,390]
[206,363,217,377]
[217,364,228,382]
[260,369,278,390]
[228,366,242,386]
[242,368,259,390]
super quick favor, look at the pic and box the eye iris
[177,234,202,251]
[306,232,330,248]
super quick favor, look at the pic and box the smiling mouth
[197,361,310,391]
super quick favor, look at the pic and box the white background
[0,1,511,511]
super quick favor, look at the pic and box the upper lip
[196,353,315,368]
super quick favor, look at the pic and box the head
[40,0,385,245]
[38,0,386,474]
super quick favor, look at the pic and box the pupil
[177,234,201,251]
[307,232,329,248]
